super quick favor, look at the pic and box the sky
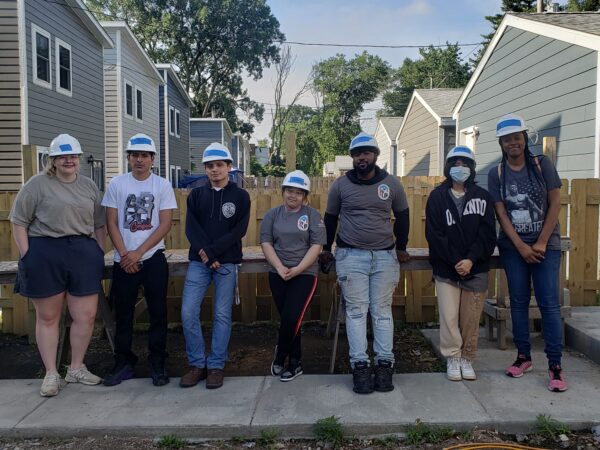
[243,0,502,144]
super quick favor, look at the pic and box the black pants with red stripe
[268,272,317,361]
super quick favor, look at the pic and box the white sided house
[101,21,163,183]
[374,117,403,175]
[395,89,462,176]
[454,12,600,183]
[0,0,112,191]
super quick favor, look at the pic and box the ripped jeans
[335,248,400,367]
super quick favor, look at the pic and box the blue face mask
[449,166,471,183]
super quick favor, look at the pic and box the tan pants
[435,280,486,360]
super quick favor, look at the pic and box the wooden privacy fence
[1,176,599,336]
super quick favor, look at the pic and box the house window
[31,24,51,89]
[170,165,181,188]
[55,38,72,96]
[124,81,133,118]
[169,106,175,136]
[136,86,143,122]
[175,109,180,138]
[37,146,49,173]
[90,160,105,191]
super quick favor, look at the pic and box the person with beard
[425,146,496,382]
[320,132,410,394]
[488,114,566,392]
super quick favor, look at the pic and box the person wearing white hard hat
[101,133,177,387]
[180,142,250,389]
[425,146,496,382]
[321,132,410,394]
[9,133,106,396]
[259,170,326,381]
[488,114,567,392]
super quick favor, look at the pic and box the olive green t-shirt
[9,173,105,237]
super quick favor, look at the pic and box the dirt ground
[0,429,599,450]
[0,321,444,379]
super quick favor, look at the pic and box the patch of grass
[313,416,344,447]
[405,420,454,446]
[231,435,247,444]
[535,414,570,438]
[257,429,279,447]
[457,430,474,441]
[158,434,185,449]
[372,435,401,447]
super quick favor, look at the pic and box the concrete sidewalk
[2,330,600,439]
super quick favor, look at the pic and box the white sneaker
[446,357,462,381]
[40,371,62,397]
[460,358,476,380]
[65,364,102,385]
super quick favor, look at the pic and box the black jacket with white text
[425,181,496,282]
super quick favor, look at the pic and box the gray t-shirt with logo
[326,173,409,250]
[260,205,326,276]
[488,156,562,251]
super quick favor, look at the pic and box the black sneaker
[149,359,170,387]
[280,361,303,382]
[271,345,285,376]
[352,361,373,394]
[103,361,135,387]
[374,360,394,392]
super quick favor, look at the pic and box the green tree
[565,0,600,10]
[249,156,265,176]
[84,0,284,137]
[312,52,391,163]
[381,44,471,116]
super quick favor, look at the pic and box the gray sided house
[395,89,462,177]
[189,118,233,174]
[454,12,600,184]
[0,0,112,191]
[156,64,192,188]
[231,132,251,174]
[101,21,163,184]
[374,116,403,175]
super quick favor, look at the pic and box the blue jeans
[335,248,400,367]
[181,261,237,369]
[500,247,562,367]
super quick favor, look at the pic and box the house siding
[0,0,21,190]
[165,73,190,173]
[375,125,392,172]
[25,0,105,182]
[396,98,439,176]
[458,26,597,184]
[103,30,119,182]
[189,120,226,175]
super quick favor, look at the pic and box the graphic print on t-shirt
[504,179,544,234]
[124,192,155,232]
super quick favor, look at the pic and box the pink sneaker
[548,365,568,392]
[505,355,533,378]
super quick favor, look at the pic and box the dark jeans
[268,272,317,361]
[112,250,169,365]
[500,247,562,367]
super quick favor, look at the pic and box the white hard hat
[202,142,233,163]
[496,114,528,138]
[127,133,156,153]
[282,170,310,192]
[446,145,475,162]
[349,132,380,155]
[48,134,83,157]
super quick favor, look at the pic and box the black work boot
[149,357,170,387]
[374,359,394,392]
[352,360,373,394]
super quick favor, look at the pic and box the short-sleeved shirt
[102,172,178,262]
[488,156,562,251]
[260,205,326,276]
[326,173,408,250]
[10,173,105,237]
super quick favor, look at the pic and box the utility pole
[537,0,543,12]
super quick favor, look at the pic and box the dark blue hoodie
[186,181,251,264]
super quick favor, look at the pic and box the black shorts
[17,236,105,298]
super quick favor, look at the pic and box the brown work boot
[206,368,224,389]
[179,367,207,388]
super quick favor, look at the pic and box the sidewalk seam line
[249,376,267,427]
[13,391,53,429]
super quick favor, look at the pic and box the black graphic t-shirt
[488,156,562,250]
